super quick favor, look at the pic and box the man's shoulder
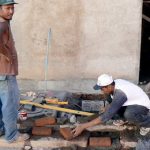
[115,79,132,85]
[0,20,9,32]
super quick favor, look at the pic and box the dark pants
[117,105,150,127]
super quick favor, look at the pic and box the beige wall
[11,0,142,92]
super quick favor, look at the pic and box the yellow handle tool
[45,98,68,105]
[21,98,68,105]
[20,100,94,116]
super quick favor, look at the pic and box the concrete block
[82,100,105,112]
[89,137,112,147]
[59,127,73,140]
[32,127,52,136]
[34,116,56,126]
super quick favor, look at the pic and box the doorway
[139,1,150,83]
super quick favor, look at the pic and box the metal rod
[45,28,51,91]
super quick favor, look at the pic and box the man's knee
[124,110,136,121]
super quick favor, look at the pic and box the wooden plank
[60,124,137,132]
[87,124,137,132]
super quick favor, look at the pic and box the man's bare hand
[5,56,10,62]
[71,124,85,137]
[72,117,102,138]
[100,107,106,113]
[5,56,13,64]
[0,54,12,64]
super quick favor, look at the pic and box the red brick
[32,127,52,136]
[89,137,112,147]
[34,116,56,126]
[59,127,73,140]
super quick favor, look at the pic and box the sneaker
[13,133,30,143]
[113,120,128,126]
[140,127,150,136]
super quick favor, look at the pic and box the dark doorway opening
[139,1,150,84]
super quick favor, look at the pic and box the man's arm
[72,89,127,137]
[100,89,127,122]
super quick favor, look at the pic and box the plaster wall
[11,0,142,92]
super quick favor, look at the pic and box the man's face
[101,85,113,95]
[0,4,14,20]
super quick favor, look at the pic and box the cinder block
[34,116,56,126]
[82,100,106,112]
[32,127,52,136]
[59,127,73,140]
[89,137,112,147]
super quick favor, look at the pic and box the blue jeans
[0,75,19,142]
[123,105,150,127]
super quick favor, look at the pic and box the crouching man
[72,74,150,137]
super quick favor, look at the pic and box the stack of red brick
[32,116,112,148]
[32,116,74,140]
[32,116,56,136]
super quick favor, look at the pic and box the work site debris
[69,115,77,123]
[47,90,73,101]
[21,91,36,99]
[18,109,27,121]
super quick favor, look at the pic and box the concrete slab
[0,136,25,149]
[87,124,137,132]
[30,133,89,149]
[0,132,89,150]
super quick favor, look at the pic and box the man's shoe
[13,133,30,142]
[140,127,150,136]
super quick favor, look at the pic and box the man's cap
[0,0,17,5]
[93,74,114,90]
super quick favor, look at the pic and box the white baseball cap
[93,74,114,90]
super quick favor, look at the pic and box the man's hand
[5,56,11,62]
[72,117,102,138]
[71,124,85,137]
[100,107,106,113]
[0,53,12,64]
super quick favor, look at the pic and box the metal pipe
[44,28,52,91]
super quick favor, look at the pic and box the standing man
[72,74,150,137]
[0,0,29,142]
